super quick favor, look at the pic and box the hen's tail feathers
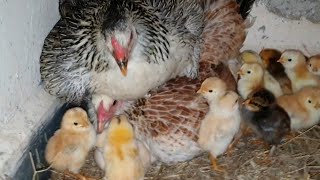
[236,0,255,19]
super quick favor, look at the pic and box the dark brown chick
[259,48,292,94]
[241,89,291,145]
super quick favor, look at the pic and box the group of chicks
[43,48,320,179]
[197,48,320,172]
[45,108,150,180]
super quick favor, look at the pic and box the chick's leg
[209,154,225,172]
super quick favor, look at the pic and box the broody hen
[40,0,204,117]
[96,0,255,164]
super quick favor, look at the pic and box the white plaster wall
[0,0,60,178]
[0,1,320,179]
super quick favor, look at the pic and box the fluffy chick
[259,48,292,94]
[198,91,241,171]
[278,49,320,92]
[237,62,283,99]
[277,86,320,130]
[45,107,96,175]
[96,115,149,180]
[307,54,320,76]
[197,77,228,103]
[241,89,291,145]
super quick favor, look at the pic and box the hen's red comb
[111,37,126,61]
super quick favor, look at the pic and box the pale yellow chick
[198,90,241,171]
[278,49,320,92]
[237,62,282,99]
[96,115,150,180]
[307,54,320,76]
[45,107,96,176]
[197,77,228,103]
[277,86,320,130]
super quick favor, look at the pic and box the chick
[237,62,283,99]
[96,115,149,180]
[307,54,320,76]
[197,77,228,103]
[277,86,320,130]
[45,107,96,178]
[241,89,291,145]
[239,50,264,65]
[278,49,320,92]
[259,48,292,94]
[198,91,241,171]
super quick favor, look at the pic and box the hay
[49,125,320,180]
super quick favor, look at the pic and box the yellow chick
[96,115,149,180]
[277,86,320,130]
[198,91,241,171]
[278,49,320,92]
[237,62,283,99]
[307,54,320,76]
[239,50,264,65]
[197,77,228,103]
[45,107,96,178]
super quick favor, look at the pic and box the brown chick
[307,54,320,76]
[198,90,241,172]
[97,115,149,180]
[241,89,291,145]
[278,49,320,92]
[259,48,292,94]
[237,62,282,99]
[45,107,96,178]
[277,86,320,130]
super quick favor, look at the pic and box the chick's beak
[237,70,244,76]
[117,61,128,76]
[196,88,203,94]
[277,58,284,64]
[314,102,320,109]
[242,99,250,105]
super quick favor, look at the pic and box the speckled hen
[40,0,204,119]
[97,0,255,164]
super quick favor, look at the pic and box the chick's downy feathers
[45,107,96,173]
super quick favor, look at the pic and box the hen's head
[102,3,137,77]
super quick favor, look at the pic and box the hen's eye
[74,122,78,126]
[288,59,292,62]
[247,71,251,74]
[209,90,213,93]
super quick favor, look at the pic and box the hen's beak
[314,102,320,109]
[277,58,284,64]
[237,70,244,76]
[117,61,128,76]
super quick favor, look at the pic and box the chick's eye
[209,90,213,93]
[308,100,312,104]
[247,71,251,74]
[309,64,312,67]
[235,99,238,103]
[74,122,78,126]
[288,59,292,62]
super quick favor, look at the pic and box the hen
[40,0,204,115]
[97,0,255,164]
